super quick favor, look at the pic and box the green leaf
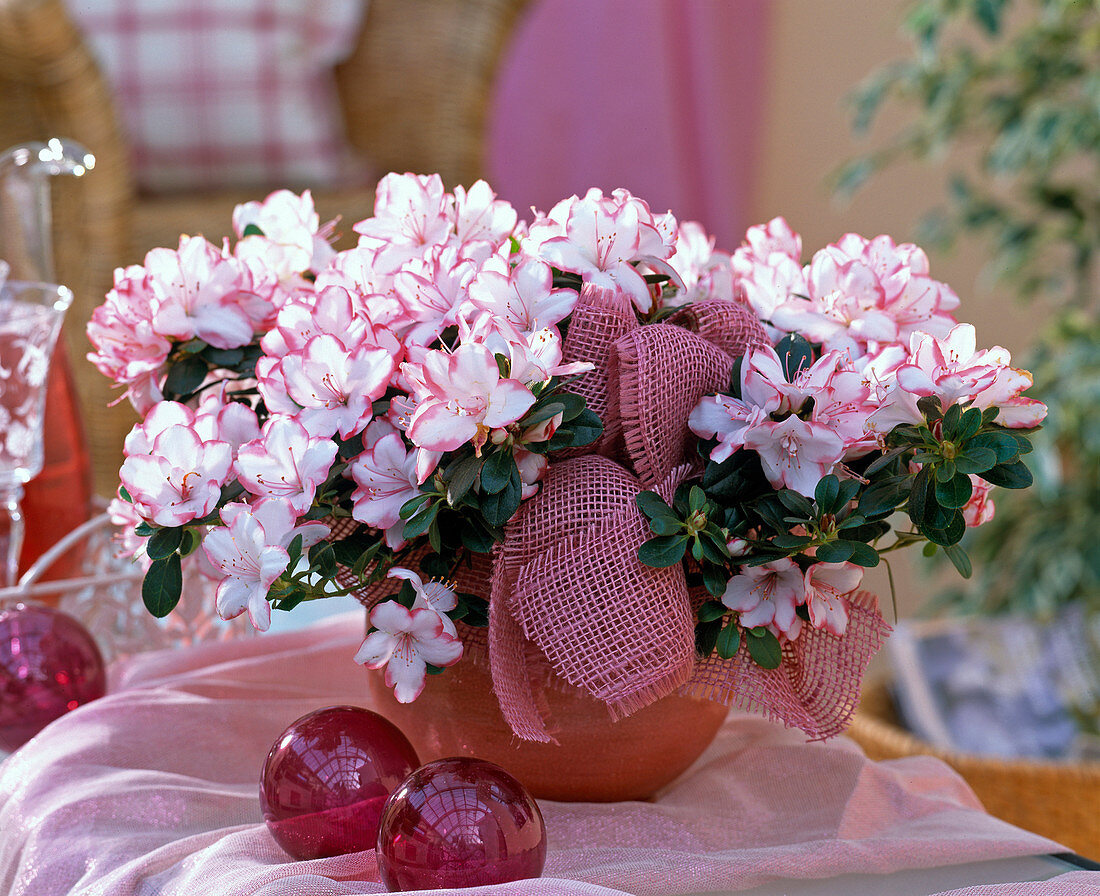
[815,541,855,563]
[777,489,815,519]
[399,492,432,519]
[646,515,681,536]
[202,346,244,368]
[285,533,304,567]
[118,486,133,503]
[460,519,499,553]
[907,465,935,527]
[844,540,881,568]
[815,475,840,513]
[980,460,1033,489]
[562,408,603,447]
[953,447,998,475]
[179,528,200,557]
[771,533,813,551]
[403,500,440,539]
[480,466,522,527]
[445,454,483,505]
[936,472,974,509]
[967,432,1020,465]
[702,450,767,503]
[922,510,966,547]
[242,223,265,237]
[702,561,728,597]
[698,600,728,623]
[716,621,742,659]
[917,396,943,421]
[143,555,183,618]
[746,627,782,669]
[134,521,156,537]
[522,401,566,429]
[637,535,688,568]
[699,533,730,564]
[481,450,517,494]
[695,618,722,657]
[774,333,814,382]
[308,542,337,578]
[636,490,677,522]
[944,543,973,578]
[942,402,963,438]
[688,485,706,513]
[956,408,983,442]
[863,447,907,477]
[163,354,208,397]
[935,460,956,483]
[146,526,183,560]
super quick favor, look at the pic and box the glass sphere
[0,601,106,751]
[377,757,547,892]
[260,705,419,860]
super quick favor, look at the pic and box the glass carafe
[0,139,95,583]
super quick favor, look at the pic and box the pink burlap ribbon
[484,286,891,742]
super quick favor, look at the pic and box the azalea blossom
[721,559,804,639]
[742,415,845,498]
[803,562,863,636]
[120,423,232,527]
[405,342,536,453]
[354,600,463,703]
[464,256,577,332]
[235,415,339,513]
[961,475,996,528]
[528,187,677,313]
[202,499,329,631]
[388,567,459,635]
[146,235,255,350]
[354,172,453,266]
[349,432,422,547]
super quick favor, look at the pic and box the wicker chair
[0,0,531,495]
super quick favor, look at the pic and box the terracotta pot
[366,652,729,802]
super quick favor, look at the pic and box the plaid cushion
[69,0,368,194]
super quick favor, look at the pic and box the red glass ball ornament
[0,601,106,752]
[377,757,547,892]
[260,705,420,860]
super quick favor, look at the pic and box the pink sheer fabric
[0,615,1075,895]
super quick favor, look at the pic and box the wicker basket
[848,680,1100,857]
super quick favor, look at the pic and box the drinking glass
[0,280,73,586]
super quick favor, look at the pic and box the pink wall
[489,0,771,249]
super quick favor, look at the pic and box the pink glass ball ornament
[377,757,547,892]
[0,601,107,752]
[260,705,420,860]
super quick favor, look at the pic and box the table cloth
[0,613,1092,896]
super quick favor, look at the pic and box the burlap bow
[484,285,890,742]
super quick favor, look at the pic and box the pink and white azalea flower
[349,432,422,547]
[388,567,458,635]
[464,256,577,332]
[742,415,845,498]
[146,235,254,350]
[803,562,863,636]
[405,342,536,454]
[235,415,339,513]
[528,187,677,313]
[354,601,463,703]
[278,334,396,439]
[202,499,329,631]
[721,558,804,639]
[961,475,996,528]
[354,172,453,266]
[233,188,336,277]
[120,422,233,527]
[451,180,518,248]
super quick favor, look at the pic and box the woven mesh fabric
[611,323,738,488]
[489,456,695,741]
[336,287,890,741]
[684,591,892,740]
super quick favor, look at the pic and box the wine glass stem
[0,483,25,588]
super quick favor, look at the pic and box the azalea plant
[89,174,1044,723]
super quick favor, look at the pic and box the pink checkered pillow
[68,0,368,194]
